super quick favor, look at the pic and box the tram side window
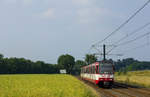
[94,66,95,74]
[93,66,94,74]
[87,68,88,73]
[96,66,98,74]
[93,66,95,74]
[86,68,87,73]
[86,68,88,73]
[91,66,93,74]
[82,69,83,73]
[89,66,92,74]
[92,66,93,74]
[83,68,84,73]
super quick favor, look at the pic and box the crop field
[115,70,150,88]
[0,74,97,97]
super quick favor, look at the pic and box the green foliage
[0,54,4,59]
[123,69,128,75]
[115,58,136,71]
[85,54,97,65]
[115,58,150,72]
[75,60,87,67]
[118,70,122,76]
[1,52,150,75]
[72,60,86,75]
[117,68,128,75]
[0,57,59,74]
[58,54,75,74]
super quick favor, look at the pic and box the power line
[107,22,150,54]
[121,42,150,54]
[92,0,150,47]
[115,22,150,44]
[107,31,150,54]
[118,31,150,46]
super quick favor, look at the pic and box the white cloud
[39,8,55,19]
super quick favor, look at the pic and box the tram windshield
[99,63,113,73]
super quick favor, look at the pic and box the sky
[0,0,150,63]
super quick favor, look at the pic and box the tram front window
[99,64,113,74]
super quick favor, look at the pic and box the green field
[0,74,97,97]
[115,70,150,88]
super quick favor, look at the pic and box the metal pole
[103,44,106,61]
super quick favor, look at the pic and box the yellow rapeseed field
[115,70,150,88]
[0,74,97,97]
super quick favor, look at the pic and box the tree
[57,54,75,74]
[114,58,137,71]
[0,54,4,59]
[72,60,86,75]
[85,54,97,65]
[75,60,86,67]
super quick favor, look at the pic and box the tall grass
[0,74,97,97]
[115,70,150,88]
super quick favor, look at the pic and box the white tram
[81,62,115,87]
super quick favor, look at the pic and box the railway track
[77,77,150,97]
[113,82,150,97]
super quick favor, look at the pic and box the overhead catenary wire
[120,42,150,54]
[107,22,150,54]
[118,31,150,46]
[107,31,150,55]
[110,34,150,55]
[114,22,150,44]
[92,0,150,47]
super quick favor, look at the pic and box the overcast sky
[0,0,150,63]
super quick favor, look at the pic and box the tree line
[115,58,150,72]
[0,53,94,74]
[0,54,59,74]
[0,53,150,74]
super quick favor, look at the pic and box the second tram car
[80,61,115,87]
